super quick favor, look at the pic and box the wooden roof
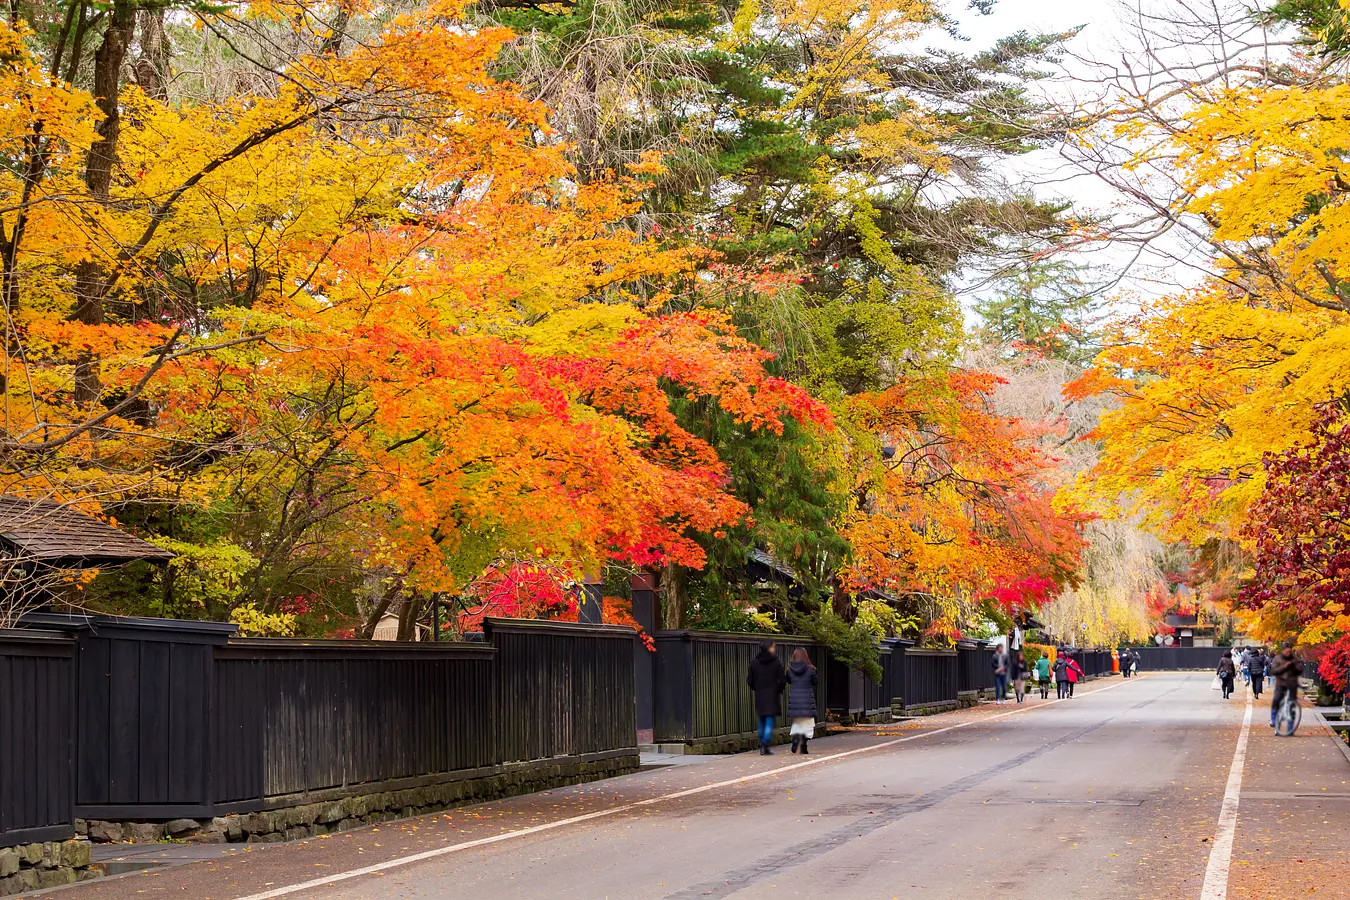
[0,496,174,567]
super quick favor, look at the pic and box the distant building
[1163,613,1218,647]
[372,610,401,640]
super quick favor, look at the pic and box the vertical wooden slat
[107,639,141,804]
[137,641,170,804]
[169,643,206,803]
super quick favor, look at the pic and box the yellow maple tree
[1069,81,1350,546]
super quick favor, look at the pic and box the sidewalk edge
[1311,709,1350,766]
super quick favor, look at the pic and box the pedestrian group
[1216,644,1308,729]
[750,636,1331,760]
[745,640,818,755]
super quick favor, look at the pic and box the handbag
[1211,674,1222,690]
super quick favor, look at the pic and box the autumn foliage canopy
[0,0,1088,641]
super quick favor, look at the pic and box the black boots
[790,736,801,754]
[760,745,773,755]
[799,738,808,755]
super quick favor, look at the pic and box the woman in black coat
[1217,650,1237,699]
[746,640,786,755]
[785,648,818,754]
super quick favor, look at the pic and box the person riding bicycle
[1269,642,1303,729]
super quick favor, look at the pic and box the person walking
[1013,648,1028,703]
[1036,652,1051,699]
[1119,649,1132,679]
[746,640,786,754]
[992,644,1010,703]
[785,648,818,755]
[1247,647,1267,699]
[1268,642,1303,728]
[1053,650,1070,699]
[1217,650,1237,699]
[1239,647,1251,686]
[1064,652,1084,697]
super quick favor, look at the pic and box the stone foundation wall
[84,752,639,846]
[893,698,959,717]
[0,840,99,897]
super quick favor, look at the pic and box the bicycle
[1274,690,1302,736]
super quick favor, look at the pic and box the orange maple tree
[0,2,831,630]
[841,370,1086,626]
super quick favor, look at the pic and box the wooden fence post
[630,573,657,746]
[578,571,603,625]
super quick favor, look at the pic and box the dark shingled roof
[0,496,175,567]
[748,548,796,581]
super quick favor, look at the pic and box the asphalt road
[31,673,1350,900]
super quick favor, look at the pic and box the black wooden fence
[1072,649,1114,677]
[213,639,496,813]
[826,639,977,719]
[6,608,1139,848]
[827,642,893,719]
[0,630,76,848]
[652,631,828,745]
[1127,646,1228,671]
[822,639,997,720]
[487,618,637,764]
[893,646,960,711]
[5,614,638,829]
[957,641,995,696]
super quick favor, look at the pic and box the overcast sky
[939,0,1215,317]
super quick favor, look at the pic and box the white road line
[235,676,1137,900]
[1199,689,1253,900]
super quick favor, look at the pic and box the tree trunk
[357,573,402,639]
[133,8,169,102]
[320,0,352,54]
[63,1,92,85]
[1,117,48,396]
[576,53,600,182]
[84,2,131,200]
[831,581,857,622]
[72,1,133,406]
[396,592,424,641]
[658,564,685,630]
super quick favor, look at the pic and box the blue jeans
[994,673,1009,701]
[758,715,775,746]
